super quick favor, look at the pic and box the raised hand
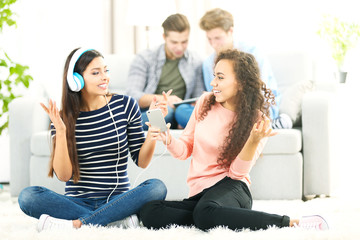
[149,89,173,117]
[249,119,277,143]
[40,99,66,132]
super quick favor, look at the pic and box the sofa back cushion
[267,51,313,94]
[105,54,134,95]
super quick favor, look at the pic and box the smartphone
[146,109,167,132]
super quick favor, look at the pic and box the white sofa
[9,52,341,200]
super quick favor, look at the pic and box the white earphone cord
[105,95,121,203]
[105,94,168,202]
[133,131,168,188]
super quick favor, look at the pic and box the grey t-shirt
[155,58,186,99]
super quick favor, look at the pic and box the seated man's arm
[192,63,206,97]
[138,94,162,108]
[126,54,154,108]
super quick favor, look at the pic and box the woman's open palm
[40,99,66,132]
[249,119,277,143]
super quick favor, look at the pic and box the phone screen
[146,109,167,132]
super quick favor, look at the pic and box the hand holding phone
[146,109,167,132]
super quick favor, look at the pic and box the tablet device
[146,109,167,132]
[173,97,199,107]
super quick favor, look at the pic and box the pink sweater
[167,92,268,197]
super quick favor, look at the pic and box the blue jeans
[174,104,194,128]
[18,179,167,226]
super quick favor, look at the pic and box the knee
[140,110,149,130]
[18,186,44,213]
[164,107,175,123]
[141,117,149,131]
[193,201,218,231]
[146,179,167,201]
[174,108,185,127]
[174,104,193,128]
[139,200,163,229]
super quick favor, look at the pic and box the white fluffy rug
[1,187,359,240]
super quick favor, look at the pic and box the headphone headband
[66,48,93,92]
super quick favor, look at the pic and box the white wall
[2,0,110,101]
[114,0,360,82]
[3,0,359,97]
[0,0,110,182]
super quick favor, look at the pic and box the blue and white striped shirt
[52,95,145,198]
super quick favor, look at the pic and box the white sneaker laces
[296,215,329,230]
[37,214,73,232]
[296,221,321,229]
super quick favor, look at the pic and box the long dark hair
[48,48,104,183]
[199,49,275,169]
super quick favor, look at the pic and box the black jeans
[139,177,290,231]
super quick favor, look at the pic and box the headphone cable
[104,95,121,203]
[133,131,168,188]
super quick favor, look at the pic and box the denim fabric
[174,104,194,128]
[18,179,166,226]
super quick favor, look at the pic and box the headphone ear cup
[73,72,85,92]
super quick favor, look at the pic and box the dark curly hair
[199,49,275,169]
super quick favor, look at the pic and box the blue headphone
[66,48,93,92]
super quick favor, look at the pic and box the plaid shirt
[126,44,204,103]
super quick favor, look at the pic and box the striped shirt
[52,95,145,198]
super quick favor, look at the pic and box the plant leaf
[0,59,8,67]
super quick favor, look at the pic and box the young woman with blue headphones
[17,48,169,231]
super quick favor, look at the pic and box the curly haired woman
[140,49,328,231]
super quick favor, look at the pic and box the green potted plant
[317,15,360,83]
[0,0,33,135]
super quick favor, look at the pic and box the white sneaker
[37,214,73,232]
[123,214,140,228]
[108,214,140,229]
[296,215,329,230]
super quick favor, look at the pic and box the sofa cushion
[279,80,314,125]
[31,131,52,156]
[149,129,183,155]
[262,129,302,154]
[251,153,303,199]
[267,51,313,94]
[152,129,301,156]
[105,54,134,94]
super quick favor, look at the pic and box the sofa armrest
[302,90,338,196]
[9,97,49,196]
